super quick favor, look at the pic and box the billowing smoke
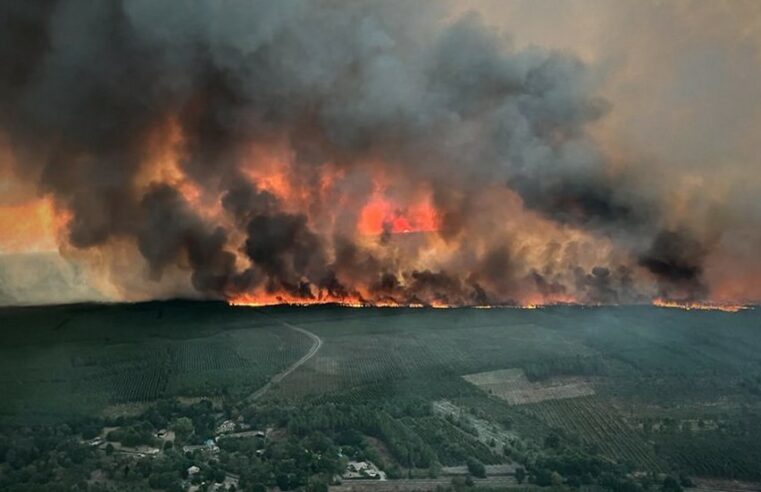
[0,0,754,306]
[638,230,707,301]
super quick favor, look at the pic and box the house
[187,465,200,476]
[215,420,236,435]
[347,461,369,473]
[344,461,386,480]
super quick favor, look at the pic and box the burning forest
[1,1,760,309]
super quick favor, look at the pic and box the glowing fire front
[228,294,543,309]
[652,298,749,313]
[229,296,752,312]
[228,289,579,310]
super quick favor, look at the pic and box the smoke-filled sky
[1,0,760,307]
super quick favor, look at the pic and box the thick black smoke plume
[0,1,713,305]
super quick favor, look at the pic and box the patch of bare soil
[463,368,594,405]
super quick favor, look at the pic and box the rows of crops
[173,340,249,372]
[0,308,319,419]
[269,345,461,400]
[99,325,315,402]
[269,313,596,402]
[109,365,171,403]
[233,324,313,372]
[655,433,761,481]
[64,346,172,404]
[518,397,662,471]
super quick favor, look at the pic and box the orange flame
[137,116,204,207]
[0,197,69,254]
[357,193,439,235]
[652,298,749,313]
[229,291,373,308]
[227,291,566,309]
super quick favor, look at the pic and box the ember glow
[1,2,760,308]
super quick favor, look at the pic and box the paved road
[247,315,322,402]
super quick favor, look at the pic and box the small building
[88,437,103,447]
[216,420,236,435]
[202,439,220,453]
[347,461,369,473]
[187,465,200,477]
[344,460,386,481]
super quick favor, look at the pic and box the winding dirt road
[247,316,322,402]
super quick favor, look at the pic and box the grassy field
[2,302,761,480]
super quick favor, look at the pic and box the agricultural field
[462,368,595,405]
[253,304,761,483]
[2,302,761,488]
[0,301,312,421]
[517,396,662,471]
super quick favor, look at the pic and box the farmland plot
[0,306,315,420]
[519,396,662,471]
[463,368,595,405]
[267,309,595,401]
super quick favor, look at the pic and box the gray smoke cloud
[0,0,732,305]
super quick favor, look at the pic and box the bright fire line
[228,293,565,309]
[229,296,753,312]
[652,298,749,313]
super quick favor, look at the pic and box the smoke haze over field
[1,0,760,306]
